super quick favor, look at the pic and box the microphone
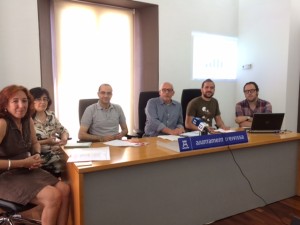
[192,117,209,135]
[192,117,202,126]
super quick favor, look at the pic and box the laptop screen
[250,113,284,132]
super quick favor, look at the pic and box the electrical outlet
[242,64,252,70]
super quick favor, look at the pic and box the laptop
[248,113,285,133]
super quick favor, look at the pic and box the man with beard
[185,79,229,133]
[235,81,272,127]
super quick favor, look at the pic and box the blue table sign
[177,131,248,152]
[222,131,248,145]
[178,133,225,152]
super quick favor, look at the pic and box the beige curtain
[38,0,159,134]
[52,0,133,138]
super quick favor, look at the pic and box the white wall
[0,0,41,89]
[286,0,300,131]
[237,0,300,131]
[139,0,239,127]
[142,0,300,130]
[1,0,300,131]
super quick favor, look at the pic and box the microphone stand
[201,130,208,136]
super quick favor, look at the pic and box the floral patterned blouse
[33,110,69,141]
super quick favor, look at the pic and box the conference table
[65,131,300,225]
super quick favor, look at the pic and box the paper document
[104,140,148,147]
[215,129,235,133]
[74,161,93,167]
[180,131,200,137]
[157,135,180,141]
[64,142,92,148]
[157,132,201,141]
[66,147,110,162]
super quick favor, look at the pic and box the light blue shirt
[144,97,184,136]
[81,102,126,136]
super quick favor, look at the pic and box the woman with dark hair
[29,87,69,147]
[29,87,69,176]
[0,84,70,225]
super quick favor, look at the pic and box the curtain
[52,0,133,138]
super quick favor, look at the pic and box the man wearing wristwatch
[235,82,272,128]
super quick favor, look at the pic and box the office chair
[78,98,137,139]
[78,98,99,124]
[78,98,98,142]
[0,199,41,224]
[180,88,201,128]
[135,91,160,138]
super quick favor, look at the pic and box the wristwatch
[246,116,251,121]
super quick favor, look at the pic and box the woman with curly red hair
[0,85,70,225]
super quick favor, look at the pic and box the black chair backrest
[181,89,201,126]
[78,99,98,124]
[137,91,159,135]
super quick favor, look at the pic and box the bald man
[144,82,185,137]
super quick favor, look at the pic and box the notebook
[248,113,284,133]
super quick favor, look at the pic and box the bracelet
[7,159,11,170]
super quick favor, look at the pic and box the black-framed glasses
[161,88,173,93]
[244,89,256,94]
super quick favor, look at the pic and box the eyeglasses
[244,89,256,94]
[161,88,173,93]
[35,97,49,102]
[99,91,112,96]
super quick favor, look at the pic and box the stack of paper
[66,147,110,162]
[64,142,92,148]
[157,135,180,141]
[103,140,148,147]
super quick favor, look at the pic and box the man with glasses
[185,78,229,133]
[144,82,185,136]
[78,83,128,142]
[235,81,272,127]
